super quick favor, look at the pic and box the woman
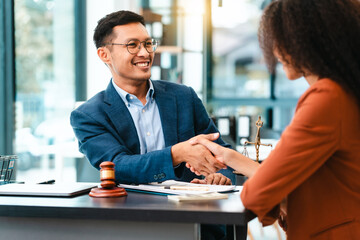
[190,0,360,239]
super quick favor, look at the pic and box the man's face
[105,22,154,84]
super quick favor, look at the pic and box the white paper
[167,192,228,202]
[119,180,236,195]
[218,118,230,135]
[238,116,250,137]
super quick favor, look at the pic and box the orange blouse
[241,79,360,239]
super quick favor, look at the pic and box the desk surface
[0,189,254,226]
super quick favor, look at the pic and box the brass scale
[234,116,272,174]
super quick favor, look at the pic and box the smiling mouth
[134,61,150,67]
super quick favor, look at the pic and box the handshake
[171,132,241,178]
[171,132,258,181]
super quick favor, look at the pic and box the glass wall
[147,0,205,96]
[10,0,206,183]
[8,0,308,184]
[86,0,206,99]
[14,0,76,182]
[212,0,267,99]
[210,0,309,137]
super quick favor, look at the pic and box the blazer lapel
[103,82,140,154]
[153,81,178,147]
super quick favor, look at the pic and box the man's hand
[171,134,226,176]
[188,133,260,178]
[191,173,232,185]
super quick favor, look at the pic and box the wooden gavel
[89,161,127,198]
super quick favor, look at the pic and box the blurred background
[1,1,311,238]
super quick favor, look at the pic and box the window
[14,0,77,182]
[147,0,206,96]
[210,0,308,135]
[86,0,207,98]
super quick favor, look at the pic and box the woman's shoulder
[293,79,345,122]
[313,78,343,92]
[299,78,345,104]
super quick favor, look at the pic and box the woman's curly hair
[258,0,360,107]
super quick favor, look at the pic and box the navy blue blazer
[70,80,234,184]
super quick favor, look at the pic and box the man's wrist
[171,143,182,166]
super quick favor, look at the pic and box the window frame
[0,0,87,154]
[0,0,15,155]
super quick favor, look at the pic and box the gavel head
[89,161,127,198]
[99,161,116,189]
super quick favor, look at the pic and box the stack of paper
[119,180,236,195]
[167,192,228,202]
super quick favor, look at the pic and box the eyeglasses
[105,38,158,54]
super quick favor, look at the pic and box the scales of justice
[234,116,273,175]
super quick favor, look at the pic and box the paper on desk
[168,192,228,202]
[119,180,236,195]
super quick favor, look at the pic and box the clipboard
[0,183,98,197]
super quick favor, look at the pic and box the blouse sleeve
[240,82,342,225]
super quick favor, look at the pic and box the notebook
[0,183,98,197]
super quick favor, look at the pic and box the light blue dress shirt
[112,79,165,154]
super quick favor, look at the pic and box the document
[167,192,229,202]
[119,180,236,195]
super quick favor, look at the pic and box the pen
[38,179,56,184]
[166,186,210,191]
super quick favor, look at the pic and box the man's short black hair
[93,10,145,49]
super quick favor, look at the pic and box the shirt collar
[112,79,154,106]
[147,80,155,101]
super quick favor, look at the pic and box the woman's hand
[188,133,260,178]
[189,133,237,167]
[171,133,226,176]
[278,198,288,231]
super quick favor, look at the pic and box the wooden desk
[0,189,254,240]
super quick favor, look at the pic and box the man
[70,10,234,185]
